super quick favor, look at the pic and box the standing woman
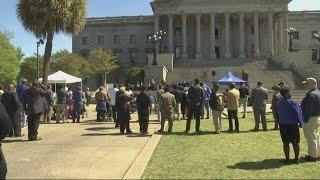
[0,102,11,179]
[95,86,108,122]
[277,87,303,164]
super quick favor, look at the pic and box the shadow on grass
[227,159,297,170]
[2,139,30,143]
[84,127,115,131]
[81,132,152,137]
[158,131,214,136]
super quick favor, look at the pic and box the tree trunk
[42,31,54,84]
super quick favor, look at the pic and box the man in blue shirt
[72,87,84,123]
[301,77,320,162]
[17,79,29,127]
[277,87,303,164]
[200,82,211,119]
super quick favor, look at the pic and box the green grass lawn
[142,113,320,179]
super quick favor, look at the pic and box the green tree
[0,31,23,85]
[88,49,119,84]
[17,0,87,84]
[18,55,43,82]
[125,68,145,85]
[50,50,90,78]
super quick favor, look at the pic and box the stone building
[72,0,320,88]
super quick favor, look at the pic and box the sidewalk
[2,106,161,179]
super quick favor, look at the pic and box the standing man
[136,85,151,134]
[181,87,189,120]
[44,85,54,123]
[17,79,29,127]
[185,79,204,134]
[0,102,11,179]
[238,82,249,118]
[301,77,320,162]
[115,87,132,134]
[22,81,47,141]
[158,86,176,133]
[271,86,282,130]
[209,84,225,134]
[1,84,22,137]
[171,85,182,121]
[225,83,240,133]
[201,82,212,119]
[108,84,119,126]
[155,85,164,122]
[72,87,84,123]
[56,84,68,123]
[251,81,269,131]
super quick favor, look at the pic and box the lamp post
[285,27,297,52]
[313,31,320,64]
[149,30,167,66]
[36,39,44,80]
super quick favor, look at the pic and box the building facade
[72,0,320,84]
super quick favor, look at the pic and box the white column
[283,13,289,52]
[210,13,217,59]
[239,13,245,59]
[254,12,260,57]
[274,18,278,54]
[168,15,174,53]
[278,15,283,53]
[224,13,231,58]
[196,14,202,58]
[268,13,274,56]
[182,14,187,58]
[154,15,159,53]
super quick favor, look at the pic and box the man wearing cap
[301,77,320,162]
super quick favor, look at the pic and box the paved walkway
[2,106,160,179]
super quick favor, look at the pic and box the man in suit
[136,85,151,134]
[185,79,204,134]
[158,86,176,133]
[22,81,47,141]
[0,102,12,179]
[115,86,132,134]
[1,84,22,137]
[251,81,269,131]
[271,85,282,130]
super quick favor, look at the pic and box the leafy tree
[18,55,43,83]
[0,31,23,85]
[88,49,119,83]
[17,0,87,84]
[50,50,90,78]
[125,68,145,85]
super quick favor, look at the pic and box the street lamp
[149,30,167,66]
[285,27,297,52]
[313,31,320,64]
[36,39,44,80]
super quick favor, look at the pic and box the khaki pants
[212,110,222,133]
[56,104,67,123]
[303,116,320,158]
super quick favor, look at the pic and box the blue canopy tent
[215,71,248,85]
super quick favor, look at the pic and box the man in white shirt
[108,84,119,126]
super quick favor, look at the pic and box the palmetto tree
[17,0,87,83]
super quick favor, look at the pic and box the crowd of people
[0,75,320,178]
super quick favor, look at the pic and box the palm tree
[17,0,87,83]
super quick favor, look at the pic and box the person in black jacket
[0,102,12,179]
[115,87,132,134]
[185,79,204,134]
[22,81,47,141]
[136,85,151,134]
[1,84,22,137]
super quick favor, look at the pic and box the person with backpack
[0,102,12,179]
[209,84,225,134]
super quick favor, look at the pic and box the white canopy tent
[39,70,82,91]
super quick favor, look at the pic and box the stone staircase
[167,58,303,89]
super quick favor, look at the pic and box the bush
[125,68,144,85]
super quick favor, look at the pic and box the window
[146,34,152,43]
[312,49,318,61]
[130,35,136,44]
[175,28,182,42]
[292,32,299,39]
[114,35,120,44]
[113,49,121,58]
[251,25,254,34]
[81,49,90,59]
[130,49,136,65]
[98,36,104,45]
[82,37,88,45]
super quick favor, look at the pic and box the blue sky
[0,0,319,58]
